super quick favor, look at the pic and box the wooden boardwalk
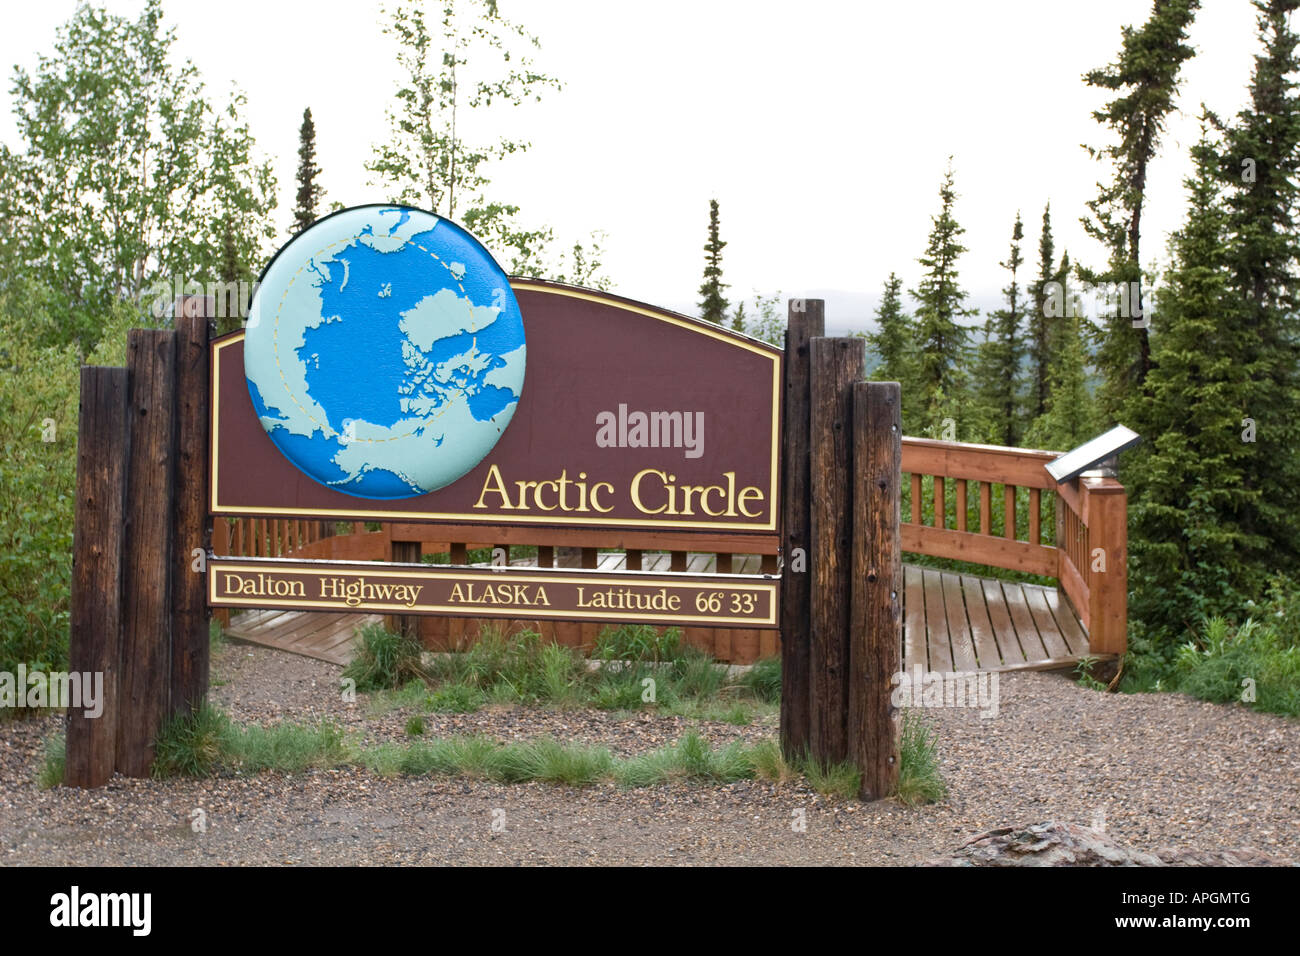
[902,565,1093,673]
[224,609,381,665]
[222,554,1097,673]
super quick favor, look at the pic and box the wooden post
[849,381,902,800]
[170,297,212,716]
[117,329,178,777]
[66,368,130,788]
[807,335,864,766]
[390,539,422,640]
[779,298,823,761]
[1085,477,1128,655]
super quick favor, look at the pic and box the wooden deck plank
[1000,581,1051,663]
[225,608,295,634]
[1041,585,1090,656]
[940,572,978,672]
[921,569,953,672]
[1023,586,1073,659]
[903,565,926,671]
[278,612,362,650]
[959,574,1006,668]
[979,578,1026,664]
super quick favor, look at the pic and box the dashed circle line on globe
[271,235,484,449]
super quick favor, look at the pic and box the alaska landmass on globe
[243,206,526,499]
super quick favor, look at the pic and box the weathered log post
[66,368,130,788]
[170,296,213,715]
[849,380,902,800]
[806,336,865,766]
[778,298,823,761]
[117,328,178,777]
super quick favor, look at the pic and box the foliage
[1123,576,1300,717]
[698,198,729,323]
[367,0,606,287]
[910,160,976,437]
[1205,0,1300,578]
[293,107,325,233]
[1127,131,1270,639]
[860,273,920,426]
[970,213,1027,446]
[1081,0,1200,414]
[5,0,276,353]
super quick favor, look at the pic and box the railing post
[1085,477,1127,655]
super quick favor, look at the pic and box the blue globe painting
[244,205,526,499]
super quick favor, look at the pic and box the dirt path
[1,642,1295,865]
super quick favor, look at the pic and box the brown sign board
[210,280,781,536]
[209,557,779,629]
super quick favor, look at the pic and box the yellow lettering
[474,464,515,510]
[631,469,667,515]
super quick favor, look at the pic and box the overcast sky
[0,0,1268,330]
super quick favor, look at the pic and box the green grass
[37,732,65,789]
[398,625,774,722]
[131,702,901,799]
[342,622,428,692]
[895,711,947,806]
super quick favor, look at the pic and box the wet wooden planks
[900,566,1096,673]
[225,610,380,665]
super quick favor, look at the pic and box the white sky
[0,0,1267,330]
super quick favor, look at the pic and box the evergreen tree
[1209,0,1300,574]
[1081,0,1200,418]
[698,198,729,323]
[865,274,912,380]
[1028,203,1056,418]
[910,162,976,435]
[973,213,1027,446]
[293,107,324,233]
[1127,133,1269,638]
[1025,308,1098,451]
[730,301,747,333]
[215,218,249,336]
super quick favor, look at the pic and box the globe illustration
[243,205,525,499]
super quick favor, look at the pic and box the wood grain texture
[66,367,129,788]
[807,335,863,765]
[779,300,823,759]
[847,381,901,800]
[169,299,212,716]
[118,329,178,777]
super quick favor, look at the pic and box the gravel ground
[0,641,1296,866]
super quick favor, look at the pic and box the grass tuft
[37,733,66,789]
[343,623,427,692]
[895,711,947,806]
[152,702,232,778]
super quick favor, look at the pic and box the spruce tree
[973,213,1027,446]
[1127,134,1269,638]
[730,300,747,333]
[1028,203,1056,418]
[698,198,729,324]
[910,162,975,436]
[863,274,919,427]
[294,107,324,233]
[1210,0,1300,574]
[1081,0,1200,418]
[216,219,248,335]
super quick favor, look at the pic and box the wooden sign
[209,557,778,629]
[210,207,779,537]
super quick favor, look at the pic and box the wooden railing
[900,436,1127,655]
